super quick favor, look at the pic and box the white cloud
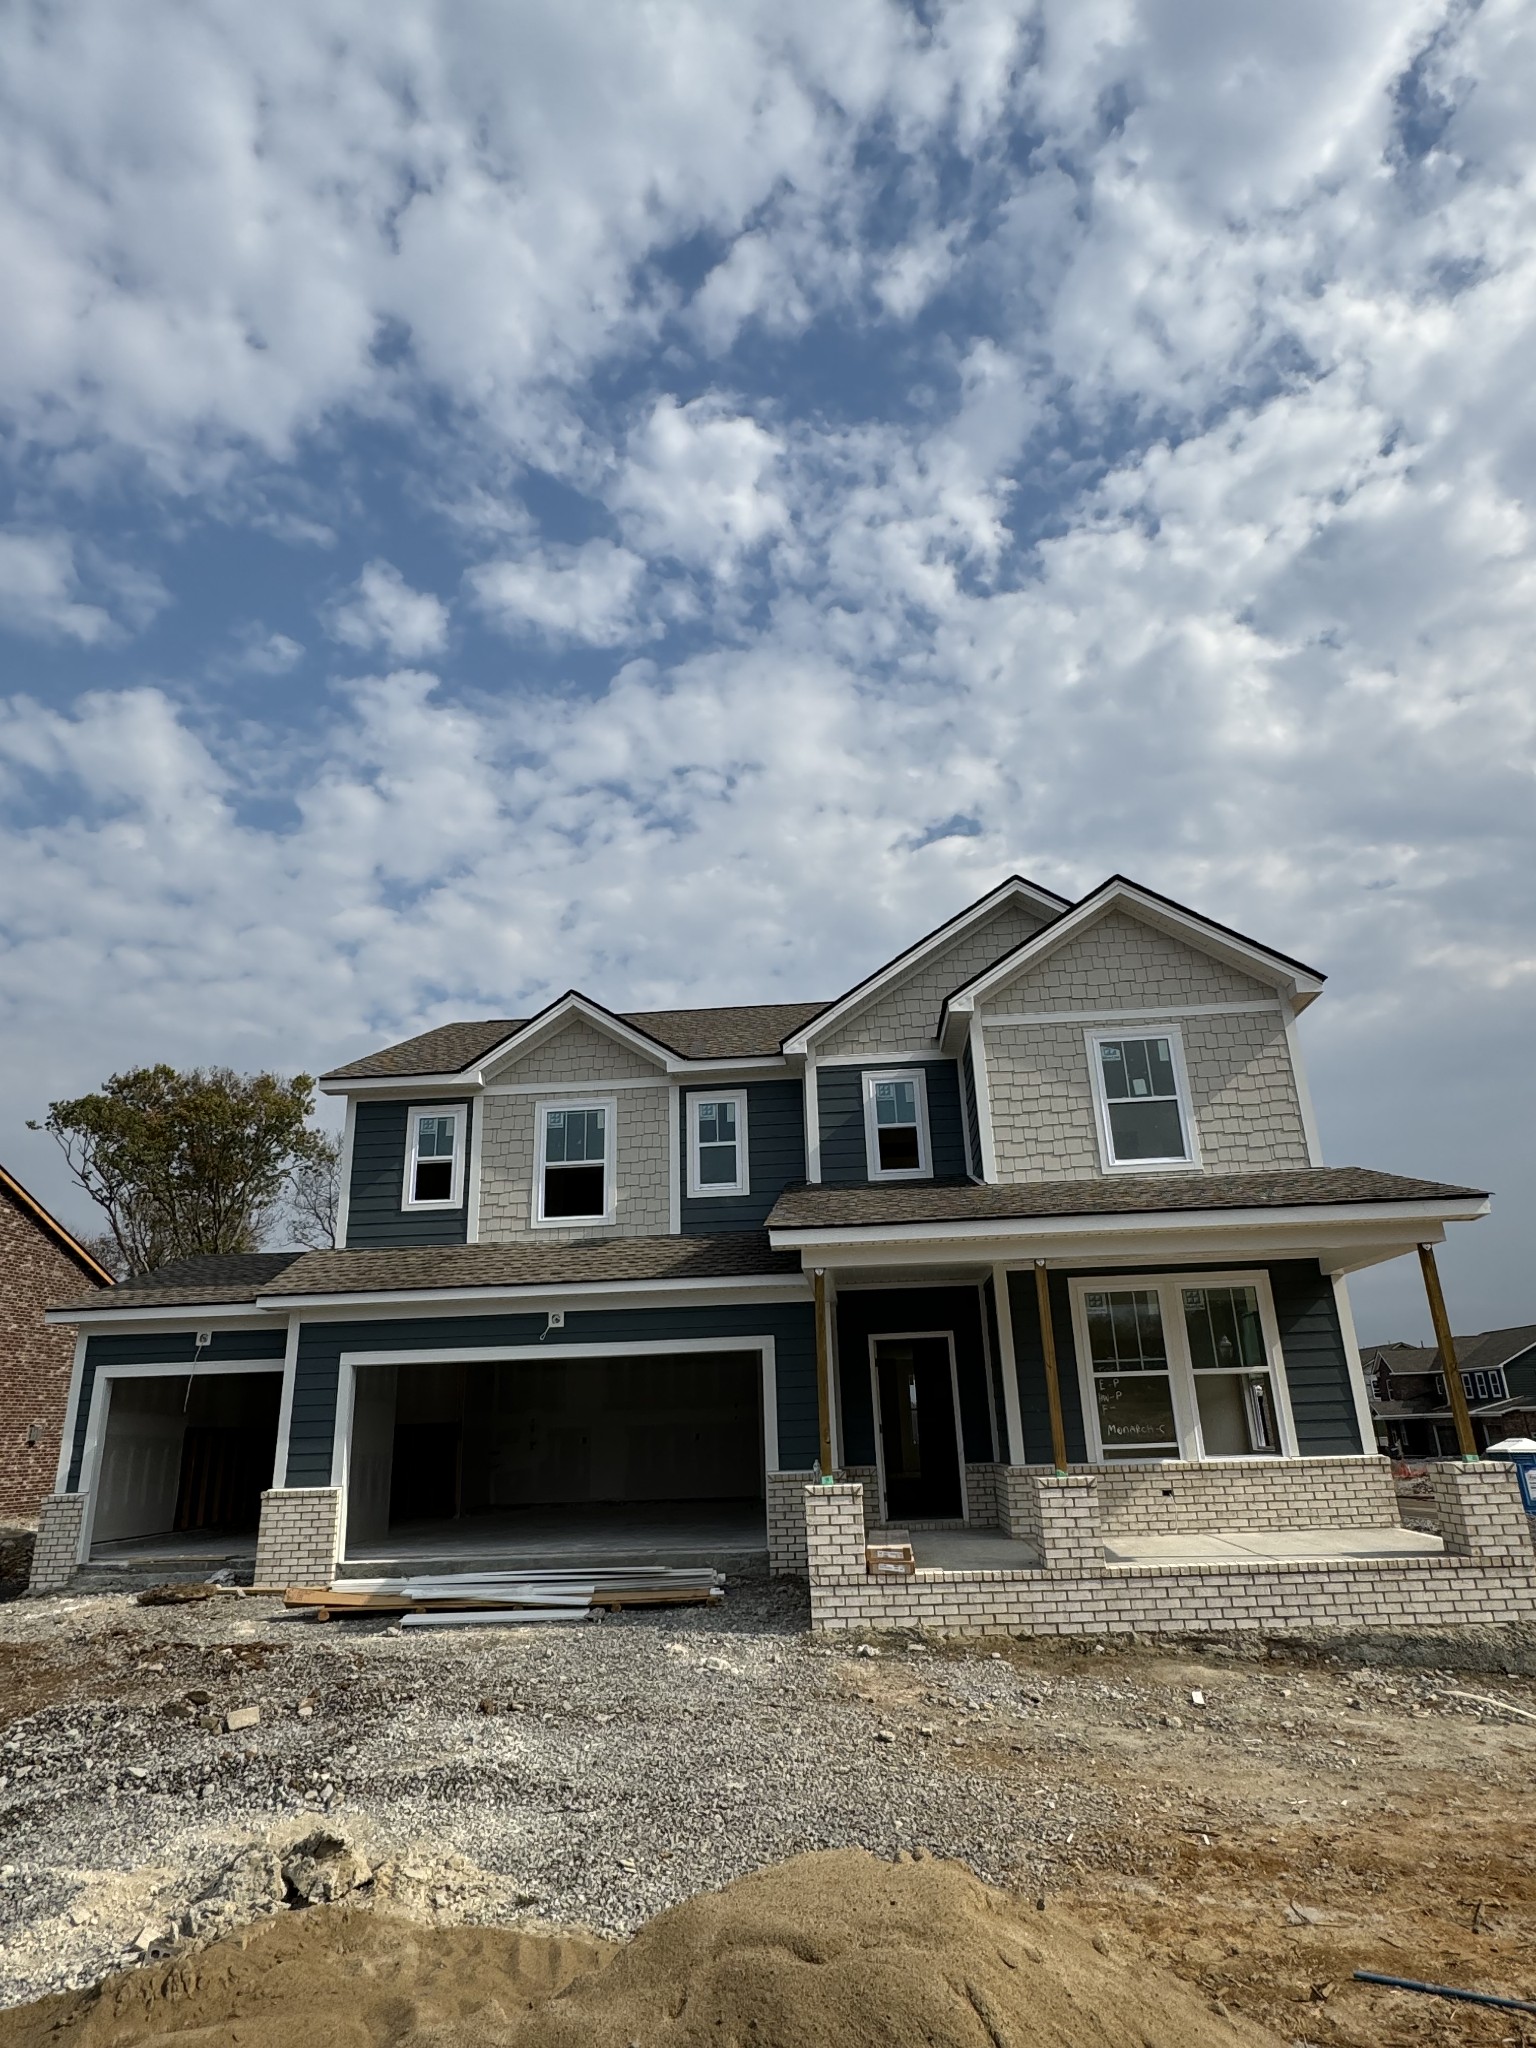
[326,561,447,661]
[2,0,1536,1338]
[0,531,117,644]
[468,542,646,646]
[219,623,304,677]
[614,399,788,575]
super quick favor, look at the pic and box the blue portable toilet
[1486,1438,1536,1516]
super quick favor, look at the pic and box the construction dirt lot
[0,1578,1532,2046]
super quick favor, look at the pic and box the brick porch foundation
[804,1465,1536,1637]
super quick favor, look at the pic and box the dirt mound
[0,1850,1283,2048]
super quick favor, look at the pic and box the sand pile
[0,1850,1282,2048]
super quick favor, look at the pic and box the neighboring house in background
[36,872,1493,1594]
[1359,1329,1536,1458]
[0,1163,113,1524]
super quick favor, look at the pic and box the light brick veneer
[254,1488,342,1587]
[766,1470,814,1574]
[26,1492,86,1592]
[1067,1457,1400,1535]
[802,1470,1536,1638]
[1429,1461,1532,1562]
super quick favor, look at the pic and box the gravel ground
[3,1580,1533,2039]
[0,1576,1122,2007]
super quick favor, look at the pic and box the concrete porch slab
[909,1530,1044,1570]
[1103,1525,1445,1565]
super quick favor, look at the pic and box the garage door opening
[344,1351,768,1565]
[89,1371,281,1558]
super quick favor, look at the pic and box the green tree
[32,1065,329,1275]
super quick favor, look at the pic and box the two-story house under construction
[33,875,1534,1636]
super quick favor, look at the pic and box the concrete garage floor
[907,1524,1445,1570]
[345,1498,769,1576]
[89,1530,258,1571]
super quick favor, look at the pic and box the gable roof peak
[781,871,1070,1053]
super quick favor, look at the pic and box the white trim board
[982,1000,1282,1026]
[72,1357,287,1564]
[262,1274,811,1315]
[867,1329,968,1526]
[331,1335,784,1498]
[334,1095,357,1248]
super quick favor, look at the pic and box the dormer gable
[938,877,1325,1055]
[479,993,672,1086]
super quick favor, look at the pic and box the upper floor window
[535,1100,614,1224]
[404,1105,466,1209]
[863,1069,932,1181]
[688,1091,748,1198]
[1087,1030,1197,1170]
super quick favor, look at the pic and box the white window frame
[1067,1269,1299,1463]
[686,1089,750,1200]
[402,1102,468,1210]
[532,1096,616,1228]
[862,1068,933,1183]
[1084,1026,1202,1173]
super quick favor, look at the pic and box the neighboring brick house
[36,872,1504,1613]
[0,1163,113,1522]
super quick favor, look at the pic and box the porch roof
[49,1231,802,1316]
[766,1165,1485,1232]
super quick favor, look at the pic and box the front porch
[803,1463,1536,1637]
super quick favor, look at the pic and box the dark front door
[873,1336,963,1520]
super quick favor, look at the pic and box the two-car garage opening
[343,1350,769,1565]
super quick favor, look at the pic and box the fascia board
[323,1052,797,1099]
[768,1193,1489,1253]
[939,881,1325,1037]
[781,875,1069,1055]
[44,1303,276,1328]
[250,1273,812,1315]
[320,1074,485,1097]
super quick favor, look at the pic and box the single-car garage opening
[89,1370,281,1560]
[344,1350,768,1567]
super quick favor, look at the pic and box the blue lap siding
[817,1061,968,1183]
[282,1299,819,1487]
[679,1081,806,1233]
[346,1100,471,1249]
[1002,1259,1362,1463]
[67,1327,287,1492]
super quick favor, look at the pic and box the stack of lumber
[285,1566,724,1625]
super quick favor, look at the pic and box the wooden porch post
[1034,1260,1069,1475]
[813,1268,835,1479]
[1417,1241,1478,1460]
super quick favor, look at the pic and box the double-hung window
[688,1091,748,1198]
[1071,1274,1292,1461]
[863,1070,932,1181]
[403,1104,466,1209]
[1087,1029,1197,1169]
[536,1100,613,1223]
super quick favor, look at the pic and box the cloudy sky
[1,0,1532,1338]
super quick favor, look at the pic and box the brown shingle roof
[323,1002,830,1080]
[259,1232,800,1298]
[766,1166,1487,1232]
[55,1251,306,1312]
[54,1234,800,1312]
